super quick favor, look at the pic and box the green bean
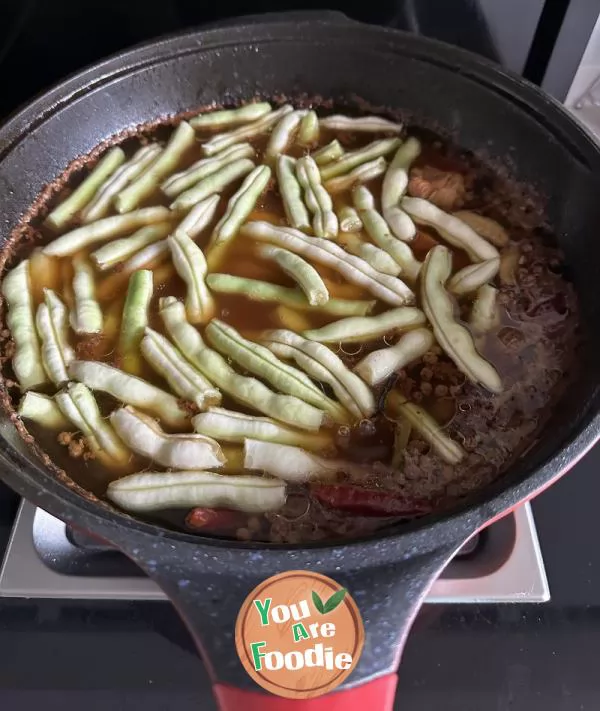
[421,246,502,392]
[313,139,344,166]
[42,207,170,257]
[264,109,307,165]
[296,155,338,238]
[266,341,362,420]
[276,156,310,230]
[448,258,500,296]
[114,121,196,213]
[258,245,329,306]
[111,406,224,470]
[205,273,375,316]
[319,138,400,181]
[337,233,400,276]
[107,471,286,514]
[354,328,434,386]
[90,222,172,271]
[202,105,293,156]
[261,330,375,418]
[244,439,344,483]
[81,145,162,223]
[36,289,74,386]
[319,115,403,133]
[176,194,220,238]
[141,327,221,410]
[387,391,465,465]
[381,138,421,242]
[190,102,272,130]
[453,211,509,248]
[169,158,255,212]
[209,165,271,247]
[323,156,387,194]
[353,185,421,281]
[18,392,69,429]
[55,383,130,466]
[469,284,500,333]
[70,257,103,334]
[205,319,347,422]
[45,147,126,230]
[68,360,188,428]
[297,110,320,146]
[161,143,254,198]
[193,407,331,451]
[159,297,325,431]
[401,197,500,262]
[118,270,153,374]
[303,307,425,344]
[337,205,363,233]
[1,260,47,390]
[168,231,214,324]
[241,221,415,305]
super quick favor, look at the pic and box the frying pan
[1,11,599,710]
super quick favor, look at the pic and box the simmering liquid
[0,110,579,543]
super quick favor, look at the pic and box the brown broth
[0,109,579,544]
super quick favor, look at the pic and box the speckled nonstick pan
[0,12,599,711]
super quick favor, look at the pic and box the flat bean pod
[205,319,347,422]
[43,207,170,257]
[169,158,255,212]
[387,391,465,465]
[192,408,331,451]
[353,185,421,281]
[337,205,363,233]
[55,383,130,466]
[382,138,421,242]
[210,165,271,246]
[205,274,375,316]
[161,143,254,198]
[319,138,400,181]
[421,246,502,392]
[118,270,153,374]
[111,406,224,469]
[303,307,426,343]
[90,222,172,271]
[190,102,271,130]
[36,289,75,386]
[81,145,162,223]
[107,471,286,514]
[258,245,329,305]
[324,156,387,194]
[202,105,293,156]
[447,258,500,296]
[337,233,401,276]
[319,115,403,133]
[354,328,434,386]
[453,210,509,248]
[1,260,47,389]
[141,327,221,410]
[168,231,214,324]
[115,121,196,212]
[18,392,69,429]
[276,156,310,230]
[244,439,348,483]
[159,298,325,431]
[68,360,188,429]
[470,284,500,333]
[265,110,307,165]
[71,258,103,334]
[402,197,500,262]
[313,139,344,166]
[241,221,415,305]
[297,111,320,146]
[296,156,338,239]
[45,147,126,230]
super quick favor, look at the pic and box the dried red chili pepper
[185,507,241,531]
[311,484,433,517]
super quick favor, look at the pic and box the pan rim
[0,18,599,560]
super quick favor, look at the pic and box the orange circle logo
[235,570,364,699]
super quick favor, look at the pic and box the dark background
[1,1,600,708]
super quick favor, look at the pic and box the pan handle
[214,674,398,710]
[117,535,462,708]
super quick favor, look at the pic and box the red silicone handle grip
[214,674,398,710]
